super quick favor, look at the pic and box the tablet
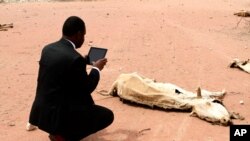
[87,47,107,65]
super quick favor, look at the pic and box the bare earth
[0,0,250,141]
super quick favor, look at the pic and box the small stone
[8,122,15,126]
[240,100,244,105]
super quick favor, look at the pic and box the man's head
[62,16,86,48]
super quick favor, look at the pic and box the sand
[0,0,250,140]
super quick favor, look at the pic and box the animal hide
[230,59,250,74]
[107,72,242,126]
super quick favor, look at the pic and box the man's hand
[92,58,107,71]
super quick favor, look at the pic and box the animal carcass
[107,72,236,126]
[230,58,250,74]
[234,10,250,17]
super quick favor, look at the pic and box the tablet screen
[87,47,107,65]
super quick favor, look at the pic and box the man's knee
[106,109,114,126]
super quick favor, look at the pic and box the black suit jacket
[29,38,100,134]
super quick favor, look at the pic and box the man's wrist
[92,67,100,73]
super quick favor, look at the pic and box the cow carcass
[106,72,242,126]
[230,58,250,74]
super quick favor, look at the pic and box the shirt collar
[64,38,76,49]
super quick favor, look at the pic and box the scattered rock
[8,122,15,126]
[240,100,244,105]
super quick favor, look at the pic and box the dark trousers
[59,105,114,141]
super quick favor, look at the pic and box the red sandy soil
[0,0,250,140]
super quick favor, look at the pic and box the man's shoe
[48,134,66,141]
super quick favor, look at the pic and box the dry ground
[0,0,250,141]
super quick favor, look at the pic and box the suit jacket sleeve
[71,57,100,95]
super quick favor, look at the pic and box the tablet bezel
[87,47,107,65]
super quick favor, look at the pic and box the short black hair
[62,16,85,36]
